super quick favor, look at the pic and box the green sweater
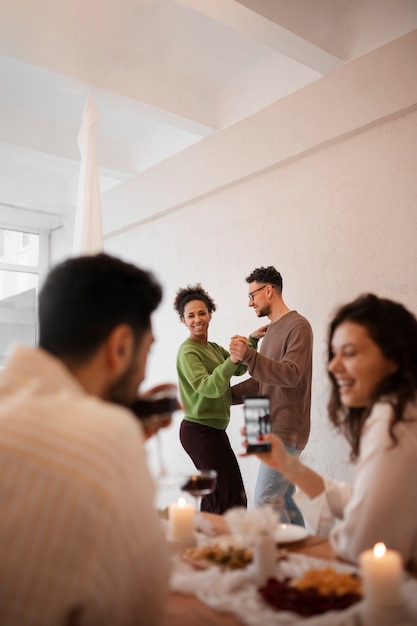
[176,338,252,430]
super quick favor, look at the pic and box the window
[0,229,5,258]
[20,231,30,250]
[0,228,40,365]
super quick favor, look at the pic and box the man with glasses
[229,266,313,526]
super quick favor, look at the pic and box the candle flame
[373,542,386,558]
[178,496,186,508]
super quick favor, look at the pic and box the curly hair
[245,266,283,293]
[173,283,216,319]
[327,293,417,460]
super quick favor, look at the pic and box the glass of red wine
[131,384,179,481]
[180,470,217,525]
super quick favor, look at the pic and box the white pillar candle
[359,542,403,607]
[254,533,277,585]
[168,497,195,543]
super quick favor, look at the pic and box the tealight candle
[359,542,403,607]
[168,497,195,543]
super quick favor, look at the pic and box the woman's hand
[255,433,288,469]
[241,430,289,471]
[241,429,326,500]
[250,324,269,340]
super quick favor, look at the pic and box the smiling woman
[173,283,253,514]
[328,321,398,412]
[244,294,417,572]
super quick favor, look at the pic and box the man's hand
[133,383,181,440]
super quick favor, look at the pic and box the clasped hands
[229,324,269,363]
[229,334,249,363]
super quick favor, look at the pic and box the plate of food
[258,555,362,623]
[259,565,362,616]
[274,523,308,544]
[182,536,288,571]
[182,541,254,570]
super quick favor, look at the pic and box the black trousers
[180,420,247,514]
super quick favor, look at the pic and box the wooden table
[164,513,337,626]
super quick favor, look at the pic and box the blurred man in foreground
[0,253,170,625]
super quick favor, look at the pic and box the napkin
[225,505,280,542]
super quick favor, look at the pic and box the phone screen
[244,396,271,453]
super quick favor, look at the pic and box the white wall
[53,30,417,508]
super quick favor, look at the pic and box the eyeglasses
[248,285,268,301]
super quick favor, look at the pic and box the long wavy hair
[327,294,417,459]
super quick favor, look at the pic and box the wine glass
[131,384,180,481]
[265,495,291,525]
[180,469,217,529]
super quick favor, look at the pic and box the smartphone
[244,396,272,453]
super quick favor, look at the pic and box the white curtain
[72,92,104,256]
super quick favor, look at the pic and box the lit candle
[168,497,195,543]
[359,542,403,607]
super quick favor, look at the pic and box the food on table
[183,542,288,570]
[259,566,362,616]
[293,567,362,596]
[183,543,253,569]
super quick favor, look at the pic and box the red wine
[131,396,178,419]
[181,474,217,496]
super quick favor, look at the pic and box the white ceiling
[1,0,416,232]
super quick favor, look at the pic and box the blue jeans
[254,443,304,526]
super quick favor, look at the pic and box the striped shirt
[0,345,171,625]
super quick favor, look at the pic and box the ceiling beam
[174,0,345,73]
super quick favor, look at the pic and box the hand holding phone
[244,396,272,453]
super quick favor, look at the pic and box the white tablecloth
[170,551,417,626]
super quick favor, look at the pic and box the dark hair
[173,283,216,319]
[39,253,162,363]
[327,293,417,459]
[245,266,283,293]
